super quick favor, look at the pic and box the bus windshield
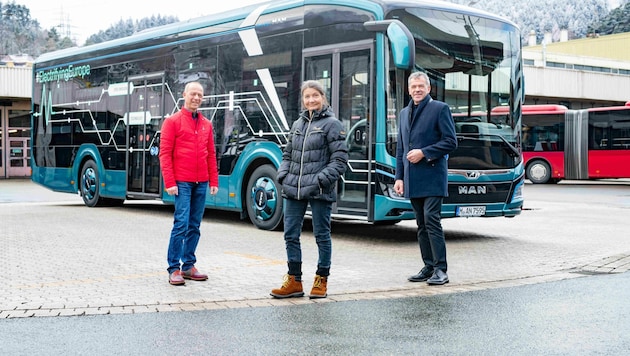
[386,7,523,169]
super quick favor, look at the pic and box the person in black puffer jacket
[270,80,348,300]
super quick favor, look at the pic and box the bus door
[125,73,167,198]
[303,42,373,219]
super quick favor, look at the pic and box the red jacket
[159,108,219,189]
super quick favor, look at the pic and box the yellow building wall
[527,32,630,61]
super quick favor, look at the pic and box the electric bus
[519,102,630,183]
[31,0,525,229]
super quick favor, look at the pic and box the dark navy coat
[395,95,457,198]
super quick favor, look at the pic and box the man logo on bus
[458,186,487,195]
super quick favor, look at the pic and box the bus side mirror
[364,20,415,70]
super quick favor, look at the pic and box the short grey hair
[184,81,204,93]
[408,71,431,86]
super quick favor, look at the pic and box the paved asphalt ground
[2,270,629,355]
[1,179,630,354]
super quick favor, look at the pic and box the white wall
[0,67,32,98]
[523,66,630,102]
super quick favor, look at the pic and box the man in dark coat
[394,71,457,285]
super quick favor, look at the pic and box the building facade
[0,55,33,178]
[523,31,630,108]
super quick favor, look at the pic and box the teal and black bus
[31,0,524,230]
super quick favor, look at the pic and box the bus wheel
[245,164,283,231]
[526,160,551,184]
[80,160,103,207]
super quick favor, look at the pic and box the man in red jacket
[159,81,219,286]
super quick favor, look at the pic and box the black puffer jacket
[277,105,348,202]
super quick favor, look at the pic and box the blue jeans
[167,181,208,273]
[410,196,447,272]
[283,198,333,272]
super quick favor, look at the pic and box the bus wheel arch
[526,159,552,184]
[245,163,283,231]
[80,159,104,207]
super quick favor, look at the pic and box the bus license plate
[456,206,486,217]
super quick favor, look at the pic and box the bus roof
[490,104,568,115]
[35,1,272,64]
[521,105,568,114]
[587,102,630,112]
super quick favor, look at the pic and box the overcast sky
[15,0,269,44]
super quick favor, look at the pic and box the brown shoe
[309,275,327,299]
[270,274,304,298]
[182,267,208,281]
[169,270,185,285]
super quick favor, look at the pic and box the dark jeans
[410,196,447,272]
[283,198,333,274]
[167,181,208,274]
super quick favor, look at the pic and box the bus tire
[526,159,551,184]
[80,159,104,207]
[245,164,283,231]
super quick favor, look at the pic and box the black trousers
[410,196,447,272]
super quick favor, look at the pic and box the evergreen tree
[587,1,630,34]
[0,1,76,56]
[1,1,176,56]
[448,0,610,43]
[1,1,40,54]
[84,15,178,46]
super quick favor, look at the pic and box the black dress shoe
[408,267,434,282]
[427,269,449,285]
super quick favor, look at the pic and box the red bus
[518,102,630,183]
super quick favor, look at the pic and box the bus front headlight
[380,182,405,200]
[511,180,524,203]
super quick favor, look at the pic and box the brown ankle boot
[309,275,328,299]
[270,274,304,298]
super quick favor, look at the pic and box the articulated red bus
[517,102,630,183]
